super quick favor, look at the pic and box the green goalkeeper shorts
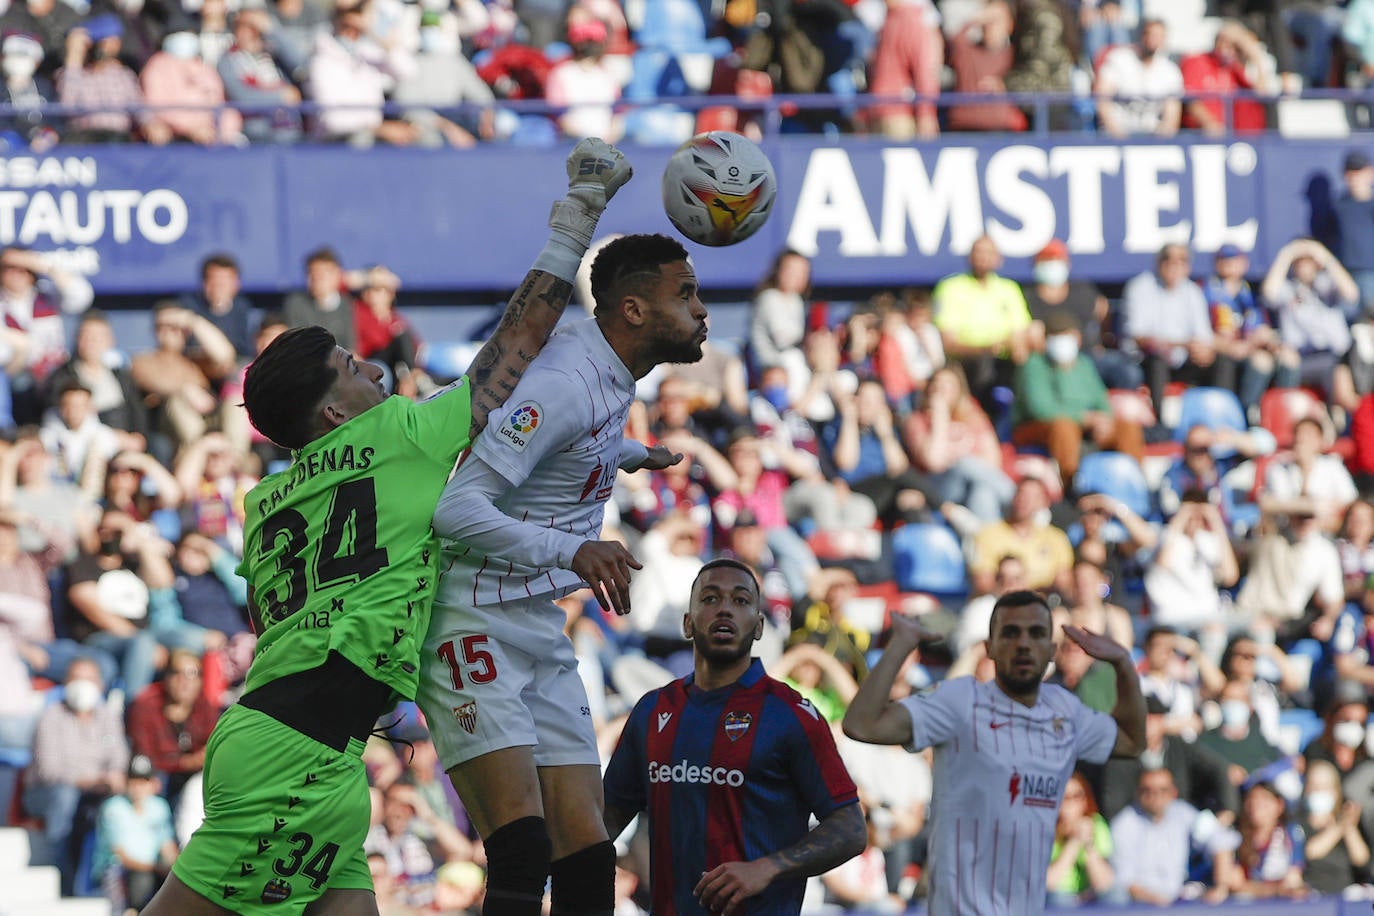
[171,704,374,914]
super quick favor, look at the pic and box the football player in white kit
[418,233,706,916]
[843,590,1146,915]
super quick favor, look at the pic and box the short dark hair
[151,299,180,320]
[589,234,690,318]
[304,246,340,268]
[257,311,289,334]
[1143,625,1177,646]
[78,308,110,328]
[243,326,338,449]
[201,253,239,278]
[692,557,761,601]
[987,589,1051,635]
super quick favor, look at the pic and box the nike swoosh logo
[989,721,1011,730]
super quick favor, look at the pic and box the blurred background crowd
[15,202,1374,911]
[8,0,1374,913]
[0,0,1363,147]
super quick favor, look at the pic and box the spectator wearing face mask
[23,656,129,894]
[1012,311,1144,492]
[1198,679,1282,780]
[140,28,242,146]
[0,33,56,150]
[1300,759,1371,896]
[1304,680,1374,844]
[1023,239,1138,391]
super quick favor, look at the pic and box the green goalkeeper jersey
[237,382,473,701]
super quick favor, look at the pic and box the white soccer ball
[661,131,777,247]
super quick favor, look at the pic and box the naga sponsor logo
[647,759,745,787]
[1008,769,1060,809]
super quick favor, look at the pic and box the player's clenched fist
[565,138,633,214]
[571,539,643,617]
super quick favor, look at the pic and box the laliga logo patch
[723,711,752,742]
[454,701,478,735]
[497,401,541,452]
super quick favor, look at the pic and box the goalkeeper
[142,138,633,916]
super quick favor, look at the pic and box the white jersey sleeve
[471,364,590,488]
[899,676,974,753]
[1072,695,1119,765]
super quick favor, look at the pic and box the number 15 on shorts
[436,635,499,689]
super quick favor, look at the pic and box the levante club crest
[723,711,752,742]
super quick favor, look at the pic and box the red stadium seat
[1259,387,1331,449]
[1108,388,1157,428]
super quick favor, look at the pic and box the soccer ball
[661,131,776,247]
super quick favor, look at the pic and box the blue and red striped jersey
[604,659,859,916]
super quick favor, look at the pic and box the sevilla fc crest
[723,711,752,742]
[454,701,478,735]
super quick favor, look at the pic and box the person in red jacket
[1180,20,1276,134]
[352,264,428,397]
[1351,391,1374,491]
[125,648,220,808]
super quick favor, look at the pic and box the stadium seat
[424,341,481,382]
[632,0,731,57]
[1259,387,1330,449]
[622,105,697,146]
[1173,387,1247,451]
[1107,388,1158,429]
[1004,452,1065,505]
[892,524,967,599]
[507,115,558,147]
[1277,707,1324,755]
[625,50,691,101]
[1073,451,1153,519]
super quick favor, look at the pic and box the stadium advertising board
[0,135,1356,293]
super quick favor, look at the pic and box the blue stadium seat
[892,524,967,598]
[633,0,731,56]
[622,106,697,146]
[1173,387,1247,440]
[424,341,481,382]
[1277,708,1324,753]
[625,50,691,101]
[508,115,558,148]
[1074,451,1153,519]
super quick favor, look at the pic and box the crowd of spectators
[11,184,1374,911]
[0,0,1368,147]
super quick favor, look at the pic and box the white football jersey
[900,677,1117,916]
[438,318,634,606]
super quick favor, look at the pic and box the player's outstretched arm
[841,614,936,746]
[694,804,866,916]
[462,138,632,440]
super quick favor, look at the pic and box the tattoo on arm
[766,803,865,880]
[465,271,575,440]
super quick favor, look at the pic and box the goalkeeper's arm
[462,138,633,441]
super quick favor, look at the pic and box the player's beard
[649,324,707,367]
[997,661,1045,697]
[693,630,754,667]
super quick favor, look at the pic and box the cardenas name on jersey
[255,444,376,516]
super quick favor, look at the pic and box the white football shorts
[417,593,599,769]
